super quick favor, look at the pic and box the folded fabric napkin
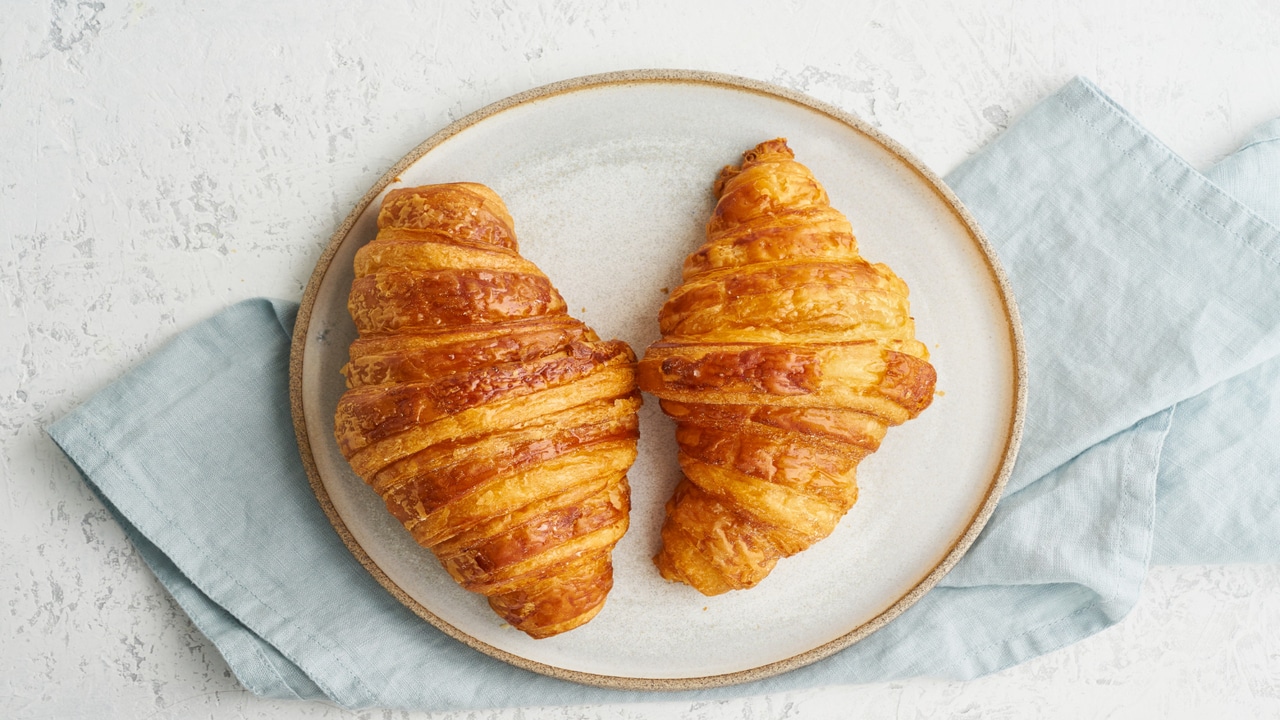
[47,77,1280,710]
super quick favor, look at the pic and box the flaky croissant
[334,183,640,638]
[638,139,936,595]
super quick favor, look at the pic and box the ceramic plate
[290,69,1024,690]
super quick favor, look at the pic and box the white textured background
[4,1,1280,718]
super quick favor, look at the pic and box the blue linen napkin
[47,78,1280,710]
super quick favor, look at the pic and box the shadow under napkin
[47,78,1280,710]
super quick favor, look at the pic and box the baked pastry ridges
[334,182,640,638]
[638,138,937,596]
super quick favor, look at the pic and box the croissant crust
[335,183,640,637]
[638,140,937,595]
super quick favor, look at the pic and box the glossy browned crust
[334,182,640,638]
[639,139,937,596]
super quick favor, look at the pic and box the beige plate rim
[289,68,1027,692]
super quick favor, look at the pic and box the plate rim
[289,68,1027,691]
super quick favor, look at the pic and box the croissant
[638,139,936,595]
[333,183,641,638]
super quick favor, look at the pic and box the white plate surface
[296,71,1022,686]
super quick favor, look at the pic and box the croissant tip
[742,138,793,164]
[713,138,795,198]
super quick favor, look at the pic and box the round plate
[290,69,1024,690]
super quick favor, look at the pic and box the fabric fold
[46,77,1280,710]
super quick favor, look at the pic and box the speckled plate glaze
[290,70,1025,690]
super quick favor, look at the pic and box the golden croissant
[334,183,641,638]
[638,139,936,595]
